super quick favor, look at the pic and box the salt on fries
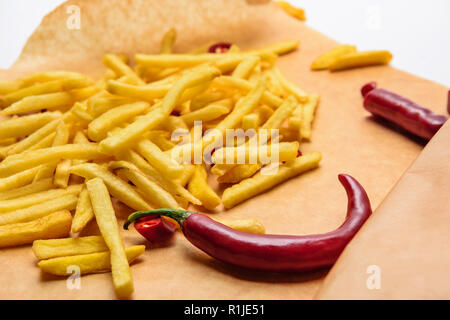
[0,29,322,298]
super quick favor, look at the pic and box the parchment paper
[0,0,448,299]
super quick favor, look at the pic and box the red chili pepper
[361,81,377,98]
[124,174,372,272]
[131,215,177,244]
[208,42,232,53]
[362,82,447,140]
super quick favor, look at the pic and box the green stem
[123,208,192,230]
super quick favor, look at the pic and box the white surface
[0,0,449,86]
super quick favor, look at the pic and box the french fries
[0,178,53,200]
[188,165,221,210]
[37,245,145,276]
[86,178,134,297]
[32,235,108,259]
[71,186,94,233]
[0,211,72,248]
[222,152,322,208]
[0,112,61,139]
[310,44,357,70]
[329,50,393,71]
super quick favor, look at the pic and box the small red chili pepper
[362,82,447,140]
[360,81,377,98]
[208,42,232,53]
[124,174,372,272]
[131,215,177,244]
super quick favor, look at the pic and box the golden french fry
[217,163,262,184]
[189,91,226,111]
[37,245,145,276]
[27,132,56,151]
[160,28,177,54]
[88,96,137,116]
[34,120,71,181]
[86,177,134,298]
[71,186,94,233]
[2,87,99,115]
[32,235,107,260]
[181,102,230,126]
[113,165,180,209]
[249,39,299,56]
[222,151,322,208]
[0,210,72,248]
[53,159,72,188]
[212,142,299,164]
[310,44,358,70]
[87,102,149,141]
[0,80,64,107]
[0,184,82,213]
[72,130,90,167]
[0,143,104,177]
[232,56,260,79]
[6,119,60,156]
[102,54,144,85]
[0,194,77,226]
[217,218,265,234]
[70,102,94,123]
[213,76,283,108]
[276,1,306,21]
[0,166,40,192]
[188,165,221,210]
[329,50,393,71]
[137,139,183,179]
[0,178,53,201]
[121,152,200,205]
[300,94,320,141]
[70,163,151,211]
[106,80,170,101]
[19,71,93,88]
[0,112,61,139]
[271,67,308,102]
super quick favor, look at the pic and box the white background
[0,0,449,86]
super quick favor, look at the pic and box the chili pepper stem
[124,208,191,230]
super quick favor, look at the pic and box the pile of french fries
[0,28,321,297]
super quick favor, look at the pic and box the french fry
[213,76,283,108]
[232,56,260,79]
[181,102,230,126]
[0,80,64,107]
[160,28,177,54]
[300,94,320,141]
[1,87,99,115]
[328,50,393,71]
[19,71,92,88]
[0,184,82,213]
[0,210,72,248]
[87,102,149,141]
[106,80,170,101]
[0,194,78,226]
[32,235,108,260]
[122,152,200,205]
[0,143,104,177]
[216,218,265,234]
[271,67,308,102]
[276,1,306,21]
[0,112,61,139]
[217,163,262,184]
[6,119,60,156]
[187,165,221,210]
[54,159,72,188]
[88,96,137,116]
[222,151,322,208]
[86,177,134,297]
[71,186,94,233]
[69,163,151,211]
[27,132,55,151]
[70,102,93,123]
[0,178,53,201]
[310,44,358,70]
[249,39,299,56]
[102,54,145,85]
[137,139,184,179]
[189,91,226,111]
[0,166,40,192]
[37,245,145,276]
[34,120,71,181]
[212,142,299,164]
[112,164,180,209]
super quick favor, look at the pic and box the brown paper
[0,0,448,299]
[316,120,450,300]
